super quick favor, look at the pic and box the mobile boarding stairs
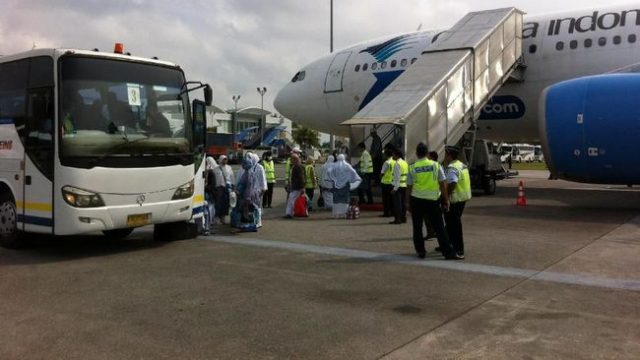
[342,7,525,164]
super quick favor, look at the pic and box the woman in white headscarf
[234,152,267,229]
[328,154,361,218]
[320,155,335,209]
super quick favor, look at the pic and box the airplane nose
[273,85,289,116]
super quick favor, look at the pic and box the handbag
[294,194,309,217]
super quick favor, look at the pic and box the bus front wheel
[102,228,134,239]
[153,221,197,241]
[0,194,21,249]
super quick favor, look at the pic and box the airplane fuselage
[275,5,640,142]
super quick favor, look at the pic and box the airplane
[274,4,640,185]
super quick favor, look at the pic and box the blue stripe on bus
[17,214,53,227]
[192,205,205,216]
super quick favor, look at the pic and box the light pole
[329,0,335,151]
[232,95,241,137]
[257,87,267,146]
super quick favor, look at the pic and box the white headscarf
[329,154,361,189]
[322,155,335,188]
[206,156,218,171]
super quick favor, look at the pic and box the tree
[292,123,320,148]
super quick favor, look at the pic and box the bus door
[191,99,207,221]
[23,58,54,234]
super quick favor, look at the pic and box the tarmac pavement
[1,171,639,359]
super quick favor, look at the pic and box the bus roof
[0,47,179,68]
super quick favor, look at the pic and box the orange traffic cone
[516,180,527,206]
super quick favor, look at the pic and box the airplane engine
[540,74,640,185]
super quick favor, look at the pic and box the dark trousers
[445,201,466,255]
[262,183,274,208]
[373,157,383,184]
[410,197,455,257]
[305,188,315,208]
[381,183,393,216]
[358,173,373,204]
[392,187,406,222]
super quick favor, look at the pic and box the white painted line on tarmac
[210,236,640,292]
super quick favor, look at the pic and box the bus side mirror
[204,85,213,106]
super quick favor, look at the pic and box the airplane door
[324,52,352,93]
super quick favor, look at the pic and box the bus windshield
[59,56,192,167]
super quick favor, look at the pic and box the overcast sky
[1,0,635,114]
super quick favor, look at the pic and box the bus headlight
[62,186,105,208]
[172,179,194,200]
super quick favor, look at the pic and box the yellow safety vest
[305,164,316,189]
[398,159,409,188]
[381,158,396,185]
[409,158,441,200]
[285,158,291,183]
[262,160,276,183]
[448,160,472,203]
[360,150,373,174]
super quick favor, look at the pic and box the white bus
[0,46,211,248]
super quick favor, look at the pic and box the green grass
[509,162,549,171]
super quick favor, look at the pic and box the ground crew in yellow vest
[261,151,276,208]
[389,148,409,224]
[405,142,462,260]
[444,146,472,258]
[379,147,396,217]
[304,158,318,211]
[357,142,374,205]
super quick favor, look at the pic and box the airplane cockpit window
[390,60,397,68]
[355,64,361,72]
[381,61,387,69]
[291,71,306,82]
[411,58,417,64]
[401,59,408,67]
[363,63,368,71]
[371,62,378,70]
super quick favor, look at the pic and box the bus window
[26,88,54,180]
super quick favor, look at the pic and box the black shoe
[379,214,390,217]
[425,232,437,239]
[389,220,402,224]
[417,252,426,259]
[445,253,465,260]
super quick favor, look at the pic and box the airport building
[208,105,292,135]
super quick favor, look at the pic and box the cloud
[1,0,634,113]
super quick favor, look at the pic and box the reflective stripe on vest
[360,150,373,174]
[449,160,472,203]
[410,158,441,200]
[398,159,409,188]
[305,165,316,188]
[381,158,396,184]
[262,160,276,183]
